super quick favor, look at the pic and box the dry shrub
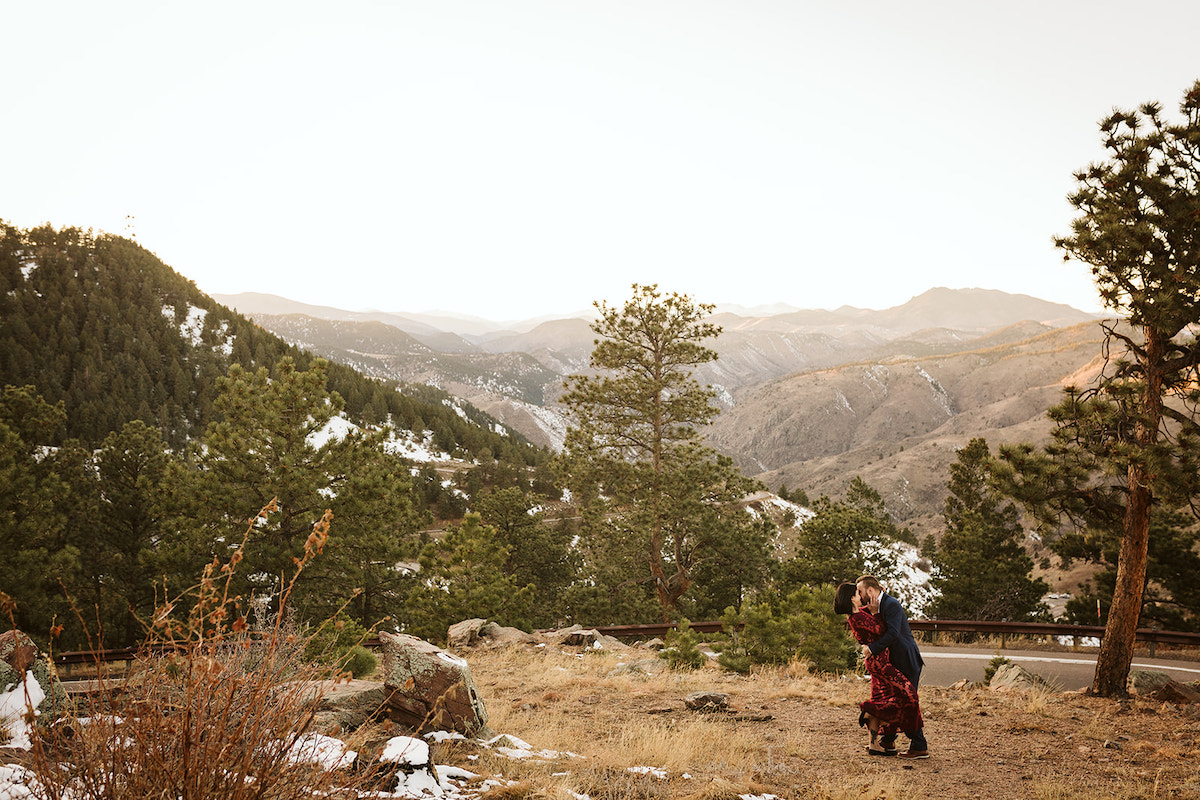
[22,503,391,800]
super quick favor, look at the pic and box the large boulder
[447,619,535,650]
[0,630,70,747]
[989,662,1055,693]
[1128,669,1173,696]
[377,632,489,737]
[298,678,399,734]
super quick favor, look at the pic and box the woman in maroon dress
[834,582,923,756]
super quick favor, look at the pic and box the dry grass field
[436,644,1200,800]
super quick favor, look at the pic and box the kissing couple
[834,576,930,759]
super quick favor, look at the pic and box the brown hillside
[707,320,1110,539]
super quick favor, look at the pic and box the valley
[217,288,1105,541]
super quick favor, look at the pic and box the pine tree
[557,284,758,619]
[995,81,1200,695]
[402,513,537,643]
[475,487,576,626]
[927,438,1047,621]
[780,478,904,591]
[89,421,177,645]
[182,357,418,625]
[0,386,78,645]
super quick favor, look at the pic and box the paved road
[919,645,1200,690]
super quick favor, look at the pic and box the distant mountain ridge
[3,221,1112,547]
[217,287,1095,339]
[229,288,1103,486]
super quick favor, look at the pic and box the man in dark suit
[857,575,929,759]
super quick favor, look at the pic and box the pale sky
[5,2,1198,321]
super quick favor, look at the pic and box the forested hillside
[0,223,558,650]
[0,222,540,463]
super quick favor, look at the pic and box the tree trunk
[1091,327,1162,697]
[1090,470,1151,696]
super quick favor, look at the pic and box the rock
[291,678,398,734]
[447,619,536,650]
[989,662,1054,693]
[377,632,489,736]
[1128,669,1173,696]
[606,659,667,679]
[638,638,665,650]
[949,678,971,690]
[540,625,625,651]
[0,630,70,737]
[447,619,490,649]
[1151,679,1200,705]
[357,735,443,796]
[684,691,730,712]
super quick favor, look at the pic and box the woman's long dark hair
[833,582,857,615]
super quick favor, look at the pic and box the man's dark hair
[833,582,857,615]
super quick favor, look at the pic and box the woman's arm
[847,609,884,643]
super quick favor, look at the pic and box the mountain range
[216,288,1105,540]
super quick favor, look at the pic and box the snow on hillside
[307,415,452,462]
[162,302,234,355]
[867,538,935,617]
[518,399,569,451]
[744,491,935,616]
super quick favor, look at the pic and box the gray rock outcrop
[377,631,489,736]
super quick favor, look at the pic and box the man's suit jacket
[866,592,924,688]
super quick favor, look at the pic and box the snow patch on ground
[287,733,357,770]
[833,388,853,414]
[0,671,45,750]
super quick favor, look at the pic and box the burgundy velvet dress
[847,609,924,737]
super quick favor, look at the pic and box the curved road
[920,645,1200,690]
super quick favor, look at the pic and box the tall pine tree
[557,284,759,620]
[927,438,1047,621]
[995,82,1200,695]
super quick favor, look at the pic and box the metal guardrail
[590,619,1200,648]
[52,620,1200,666]
[908,619,1200,647]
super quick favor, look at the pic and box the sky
[5,1,1199,322]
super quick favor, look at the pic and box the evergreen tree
[683,510,776,621]
[1054,507,1200,631]
[182,357,418,625]
[402,514,537,643]
[557,284,758,619]
[995,82,1200,695]
[927,438,1048,621]
[475,487,576,626]
[89,421,178,646]
[0,386,78,645]
[781,478,904,590]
